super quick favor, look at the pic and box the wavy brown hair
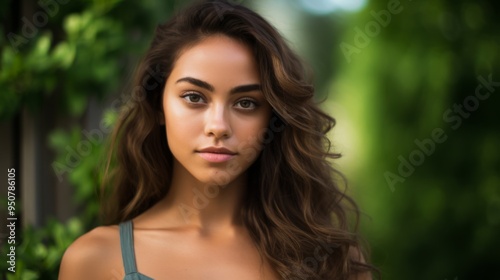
[101,0,377,279]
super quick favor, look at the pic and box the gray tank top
[119,220,154,280]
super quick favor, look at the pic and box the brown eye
[182,92,205,104]
[188,95,201,102]
[240,100,251,108]
[235,99,257,110]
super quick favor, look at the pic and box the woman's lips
[196,146,236,163]
[197,152,235,163]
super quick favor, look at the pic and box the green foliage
[0,0,180,278]
[332,0,500,279]
[2,218,83,280]
[0,9,125,119]
[48,126,102,221]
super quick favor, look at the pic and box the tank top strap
[119,220,138,274]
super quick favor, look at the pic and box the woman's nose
[204,103,232,139]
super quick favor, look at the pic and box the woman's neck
[139,159,248,235]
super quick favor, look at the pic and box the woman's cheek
[239,141,259,163]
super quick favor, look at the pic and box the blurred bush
[330,0,500,279]
[0,0,179,278]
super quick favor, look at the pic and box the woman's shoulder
[59,225,124,280]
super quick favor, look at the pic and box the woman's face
[162,35,272,185]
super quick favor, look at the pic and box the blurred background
[1,0,499,279]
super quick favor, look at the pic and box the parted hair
[101,0,377,279]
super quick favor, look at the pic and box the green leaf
[52,42,76,68]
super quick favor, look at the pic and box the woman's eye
[235,99,257,110]
[182,93,204,104]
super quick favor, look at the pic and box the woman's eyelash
[180,92,259,109]
[235,98,259,109]
[181,92,205,103]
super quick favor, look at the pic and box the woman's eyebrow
[176,77,214,91]
[230,84,261,94]
[176,77,261,94]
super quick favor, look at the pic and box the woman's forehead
[167,35,261,87]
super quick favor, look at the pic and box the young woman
[59,1,376,279]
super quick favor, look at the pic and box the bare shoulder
[59,225,124,280]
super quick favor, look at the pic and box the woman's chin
[195,174,234,186]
